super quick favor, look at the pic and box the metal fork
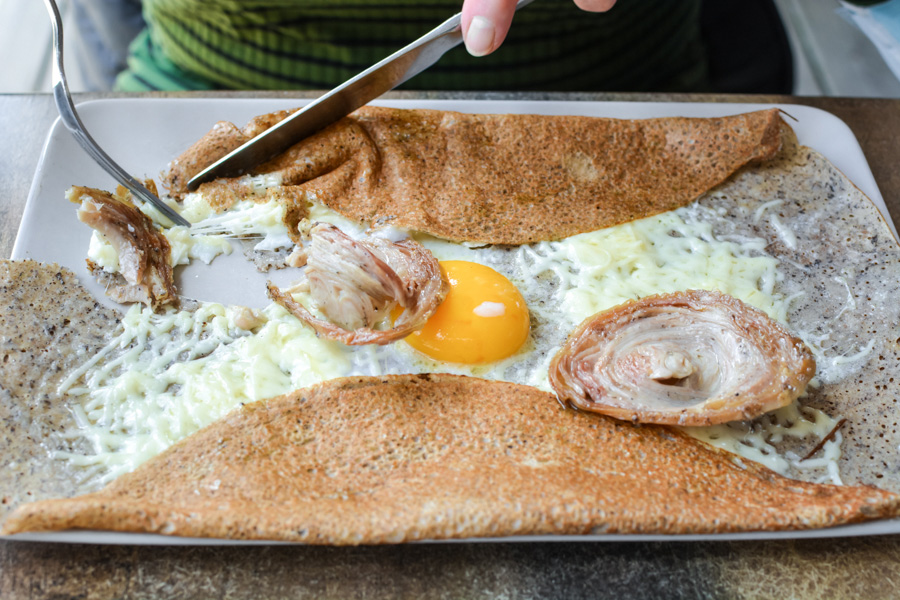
[42,0,190,227]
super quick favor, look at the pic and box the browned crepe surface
[164,109,296,198]
[4,374,898,543]
[166,107,783,244]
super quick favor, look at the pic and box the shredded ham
[549,290,816,426]
[267,223,447,345]
[69,185,177,310]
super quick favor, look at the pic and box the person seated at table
[75,0,794,94]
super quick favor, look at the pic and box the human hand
[461,0,617,57]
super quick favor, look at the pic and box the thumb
[574,0,617,11]
[461,0,520,57]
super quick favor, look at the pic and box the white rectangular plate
[8,98,900,544]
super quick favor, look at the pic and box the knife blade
[186,0,536,190]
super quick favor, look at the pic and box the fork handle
[42,0,190,227]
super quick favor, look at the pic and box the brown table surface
[2,91,900,599]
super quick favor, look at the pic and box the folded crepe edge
[3,375,898,544]
[164,106,787,246]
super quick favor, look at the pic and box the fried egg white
[67,183,856,486]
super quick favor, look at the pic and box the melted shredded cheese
[88,187,293,275]
[69,198,851,486]
[186,196,292,252]
[58,302,350,483]
[685,400,843,484]
[515,210,788,327]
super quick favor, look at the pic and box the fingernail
[465,15,495,57]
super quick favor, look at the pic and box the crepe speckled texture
[693,131,900,489]
[0,261,118,517]
[4,374,899,543]
[165,106,783,245]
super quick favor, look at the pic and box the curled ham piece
[549,290,816,426]
[267,223,448,345]
[68,185,177,310]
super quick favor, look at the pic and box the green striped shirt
[116,0,708,92]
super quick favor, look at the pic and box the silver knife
[187,0,536,190]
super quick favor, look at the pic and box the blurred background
[2,0,900,96]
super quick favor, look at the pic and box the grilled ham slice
[549,290,816,426]
[68,186,177,310]
[267,223,447,345]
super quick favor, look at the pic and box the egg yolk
[404,260,530,364]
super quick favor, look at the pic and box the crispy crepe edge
[4,375,898,543]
